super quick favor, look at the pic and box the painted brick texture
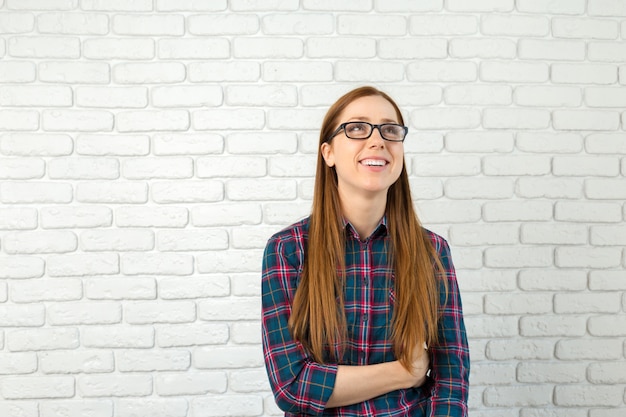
[0,1,625,416]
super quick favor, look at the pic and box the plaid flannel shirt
[262,216,469,416]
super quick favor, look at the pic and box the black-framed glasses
[327,121,408,143]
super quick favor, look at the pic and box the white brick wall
[0,1,624,416]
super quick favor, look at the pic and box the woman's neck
[339,189,387,240]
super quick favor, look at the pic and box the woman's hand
[408,343,430,388]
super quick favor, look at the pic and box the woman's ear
[320,142,335,167]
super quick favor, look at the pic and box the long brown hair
[288,86,445,371]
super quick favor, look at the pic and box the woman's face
[321,95,405,199]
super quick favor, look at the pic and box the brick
[157,230,228,251]
[445,178,514,199]
[193,109,264,130]
[377,85,443,107]
[152,85,222,108]
[122,157,192,179]
[116,207,188,228]
[520,223,587,245]
[263,61,332,82]
[231,0,297,10]
[82,326,154,348]
[484,293,553,315]
[449,223,518,246]
[486,339,554,361]
[117,110,189,132]
[116,350,189,372]
[518,363,584,383]
[8,36,79,58]
[588,362,626,384]
[117,399,188,417]
[552,63,617,84]
[192,203,262,226]
[4,231,76,254]
[591,224,626,245]
[262,13,332,35]
[197,249,263,274]
[0,86,72,107]
[82,0,152,11]
[49,157,118,180]
[231,321,262,344]
[7,328,78,352]
[6,0,75,9]
[335,61,404,82]
[306,38,376,59]
[554,156,619,176]
[230,369,272,392]
[451,38,516,60]
[375,0,442,11]
[198,297,260,321]
[409,15,477,35]
[40,400,112,417]
[268,156,315,177]
[555,292,621,313]
[517,178,582,199]
[194,346,263,369]
[302,0,371,10]
[267,109,324,130]
[152,180,223,204]
[188,14,259,35]
[156,371,227,396]
[41,206,112,229]
[226,179,296,201]
[516,0,585,14]
[0,12,35,33]
[188,62,260,82]
[521,315,586,337]
[154,133,223,155]
[48,253,119,277]
[77,375,152,398]
[1,376,74,399]
[157,323,228,347]
[233,37,303,58]
[231,226,277,249]
[553,17,619,39]
[482,201,552,222]
[589,0,626,16]
[191,396,263,417]
[411,108,480,130]
[588,315,626,336]
[157,0,227,10]
[483,108,550,129]
[0,208,37,230]
[585,178,626,199]
[0,352,37,374]
[589,270,626,290]
[121,253,193,276]
[0,61,36,82]
[514,86,581,107]
[481,14,549,36]
[484,155,551,175]
[85,277,155,300]
[589,41,626,62]
[446,0,513,12]
[464,316,518,338]
[77,134,149,156]
[586,86,626,107]
[556,338,623,360]
[160,276,230,300]
[114,63,185,84]
[226,85,296,107]
[445,131,514,152]
[337,15,405,35]
[0,256,44,279]
[158,38,228,59]
[408,61,477,82]
[556,247,622,268]
[37,12,108,34]
[379,38,447,59]
[80,229,153,252]
[555,385,623,407]
[43,110,113,132]
[586,133,626,154]
[481,61,549,83]
[1,182,72,204]
[455,269,517,293]
[520,39,585,60]
[76,182,147,204]
[518,270,587,291]
[0,110,39,131]
[76,86,147,108]
[40,350,114,374]
[231,273,262,297]
[485,247,552,268]
[39,61,109,84]
[112,14,184,36]
[0,158,45,180]
[517,132,583,153]
[124,301,195,324]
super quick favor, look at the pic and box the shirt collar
[342,215,389,241]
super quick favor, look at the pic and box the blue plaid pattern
[262,217,469,416]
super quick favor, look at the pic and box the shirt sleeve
[428,236,470,417]
[261,233,338,415]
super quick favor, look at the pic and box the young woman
[261,86,469,416]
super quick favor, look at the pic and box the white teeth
[362,159,385,166]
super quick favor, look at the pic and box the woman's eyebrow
[346,116,398,123]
